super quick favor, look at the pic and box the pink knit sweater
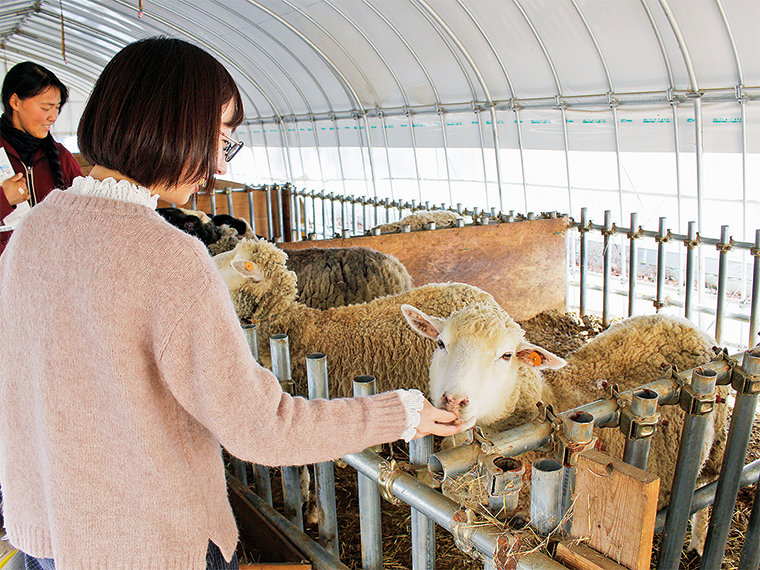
[0,186,409,569]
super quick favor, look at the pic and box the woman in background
[0,61,82,222]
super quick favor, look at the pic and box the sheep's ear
[231,258,265,282]
[516,342,567,370]
[402,304,445,340]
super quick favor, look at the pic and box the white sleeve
[394,389,425,442]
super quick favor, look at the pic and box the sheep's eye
[437,339,446,350]
[501,352,513,361]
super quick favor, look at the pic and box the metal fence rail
[237,321,759,570]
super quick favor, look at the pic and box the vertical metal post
[655,217,667,313]
[700,349,760,569]
[602,211,613,327]
[685,221,697,320]
[657,367,718,570]
[750,229,760,346]
[321,193,329,240]
[225,188,234,218]
[276,184,285,242]
[622,388,659,470]
[715,225,731,344]
[265,185,275,240]
[270,334,302,530]
[560,411,594,532]
[353,376,382,570]
[410,435,435,570]
[628,212,639,317]
[530,459,563,535]
[209,188,218,217]
[243,324,272,504]
[306,353,339,557]
[247,186,257,236]
[579,208,588,317]
[738,477,760,570]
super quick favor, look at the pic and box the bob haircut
[2,61,69,117]
[78,37,244,192]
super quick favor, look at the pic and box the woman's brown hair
[78,37,243,191]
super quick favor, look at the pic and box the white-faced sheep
[404,307,728,554]
[372,210,464,234]
[213,238,529,398]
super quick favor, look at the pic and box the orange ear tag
[529,351,542,366]
[244,261,255,272]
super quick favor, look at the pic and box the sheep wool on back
[0,184,409,570]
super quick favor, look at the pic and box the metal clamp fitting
[716,239,735,253]
[655,230,672,244]
[554,432,598,467]
[376,460,405,505]
[451,510,480,561]
[731,366,760,395]
[619,406,660,439]
[679,385,716,416]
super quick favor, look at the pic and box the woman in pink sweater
[0,38,459,570]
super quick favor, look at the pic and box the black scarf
[0,113,46,167]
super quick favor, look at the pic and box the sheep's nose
[443,392,469,415]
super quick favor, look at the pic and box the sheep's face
[402,303,566,429]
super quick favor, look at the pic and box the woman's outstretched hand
[413,398,462,439]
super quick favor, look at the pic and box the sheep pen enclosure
[191,189,760,570]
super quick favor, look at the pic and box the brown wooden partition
[281,217,568,322]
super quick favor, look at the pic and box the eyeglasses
[220,131,244,162]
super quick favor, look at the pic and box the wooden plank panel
[556,541,630,570]
[570,450,660,570]
[281,218,567,322]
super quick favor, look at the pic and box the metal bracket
[731,365,760,395]
[679,385,716,416]
[555,431,598,467]
[601,224,617,238]
[716,238,735,254]
[655,230,672,244]
[619,406,660,439]
[376,459,406,505]
[684,235,702,249]
[627,226,643,240]
[451,509,481,561]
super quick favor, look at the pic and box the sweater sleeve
[156,271,409,467]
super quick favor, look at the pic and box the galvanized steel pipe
[353,376,383,570]
[622,388,659,470]
[271,335,302,529]
[655,217,667,313]
[226,475,350,570]
[530,459,563,535]
[685,221,697,319]
[602,210,612,327]
[657,367,718,570]
[749,229,760,344]
[628,212,639,317]
[410,434,435,569]
[579,207,588,316]
[307,353,339,557]
[714,225,730,344]
[344,449,565,570]
[655,459,760,532]
[265,185,274,240]
[247,186,257,236]
[700,348,760,568]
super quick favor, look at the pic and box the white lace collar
[67,176,159,210]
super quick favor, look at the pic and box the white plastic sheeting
[1,0,759,237]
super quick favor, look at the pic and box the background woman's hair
[2,61,70,189]
[78,37,244,193]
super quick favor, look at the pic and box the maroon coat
[0,135,82,251]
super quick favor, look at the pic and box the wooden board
[281,218,567,322]
[556,541,630,570]
[570,450,659,570]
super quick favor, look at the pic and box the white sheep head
[213,238,298,322]
[402,303,566,429]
